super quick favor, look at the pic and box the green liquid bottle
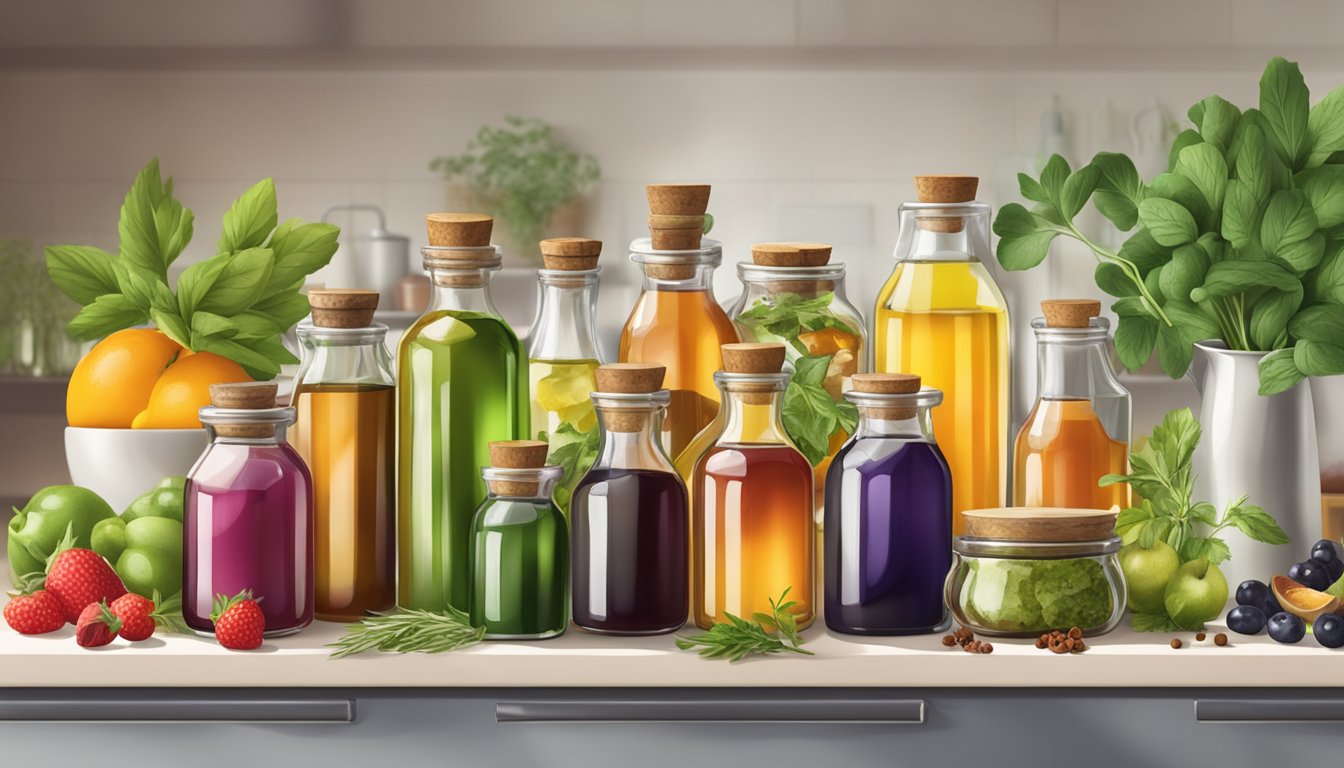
[470,441,568,639]
[398,215,528,612]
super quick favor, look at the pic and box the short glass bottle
[571,363,689,635]
[291,289,396,621]
[1014,301,1131,509]
[470,442,569,640]
[824,374,952,635]
[185,382,314,637]
[686,344,814,630]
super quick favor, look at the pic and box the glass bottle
[398,213,529,612]
[291,289,396,622]
[185,382,313,636]
[687,343,814,630]
[470,441,568,640]
[824,373,951,635]
[571,362,689,635]
[620,184,739,460]
[1014,300,1131,509]
[528,238,605,515]
[874,175,1009,535]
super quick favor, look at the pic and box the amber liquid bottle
[687,343,814,630]
[291,290,396,621]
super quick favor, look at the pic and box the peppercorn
[1171,638,1183,649]
[1035,635,1048,649]
[941,635,956,647]
[1067,626,1083,641]
[979,643,993,654]
[1195,632,1206,641]
[1214,633,1229,646]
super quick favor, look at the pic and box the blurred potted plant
[431,116,600,260]
[0,238,80,377]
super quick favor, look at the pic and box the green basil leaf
[1307,83,1344,168]
[993,204,1059,270]
[1039,154,1072,207]
[218,178,278,254]
[195,247,274,316]
[1017,172,1050,204]
[151,307,191,349]
[66,294,147,341]
[1249,286,1302,350]
[1138,198,1198,247]
[1114,313,1158,371]
[1156,323,1195,378]
[153,189,194,269]
[227,310,282,340]
[175,253,229,319]
[1164,299,1221,345]
[250,291,312,331]
[1117,229,1171,273]
[1191,260,1300,302]
[781,383,835,466]
[1221,181,1261,249]
[114,261,159,312]
[1060,162,1099,219]
[195,337,281,380]
[1095,262,1139,297]
[1159,244,1210,302]
[1258,348,1304,395]
[1223,504,1292,545]
[1273,231,1325,274]
[1296,165,1344,228]
[1195,95,1241,152]
[44,245,119,304]
[1236,122,1274,202]
[1174,142,1229,218]
[1289,302,1344,342]
[1149,173,1212,230]
[1308,241,1344,304]
[1260,189,1319,263]
[1294,338,1344,377]
[264,219,339,299]
[1259,56,1311,169]
[1167,129,1203,173]
[190,311,238,340]
[247,334,300,367]
[1090,152,1146,230]
[117,159,171,280]
[792,353,831,387]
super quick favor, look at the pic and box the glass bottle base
[483,627,567,641]
[573,620,686,637]
[825,614,951,637]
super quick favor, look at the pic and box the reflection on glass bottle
[824,374,951,635]
[398,214,528,613]
[1014,300,1130,509]
[686,343,813,630]
[874,176,1008,534]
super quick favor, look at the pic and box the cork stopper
[486,440,551,497]
[1042,299,1102,329]
[852,373,921,420]
[593,363,667,432]
[720,343,786,405]
[647,184,710,215]
[646,184,710,265]
[208,382,279,438]
[426,213,493,247]
[751,242,833,267]
[307,289,379,328]
[540,237,602,271]
[914,175,979,233]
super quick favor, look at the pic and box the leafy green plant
[541,421,599,512]
[44,159,339,380]
[674,588,813,662]
[995,57,1344,393]
[735,292,860,356]
[328,606,484,658]
[1,239,80,374]
[430,116,600,253]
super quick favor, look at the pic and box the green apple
[1164,558,1229,630]
[1118,539,1181,613]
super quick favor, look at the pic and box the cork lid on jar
[307,289,379,329]
[206,382,282,438]
[426,213,493,247]
[1042,299,1102,329]
[592,363,668,432]
[719,343,787,405]
[540,237,602,271]
[960,507,1120,544]
[914,175,979,233]
[750,242,833,268]
[647,184,710,216]
[851,372,921,419]
[645,184,712,271]
[485,440,552,497]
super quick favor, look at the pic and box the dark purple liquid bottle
[571,468,688,635]
[824,437,952,635]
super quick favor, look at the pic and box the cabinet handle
[0,699,354,723]
[497,699,924,724]
[1195,700,1344,723]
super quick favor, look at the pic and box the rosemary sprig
[674,588,814,662]
[328,607,485,658]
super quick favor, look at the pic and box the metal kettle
[321,204,410,308]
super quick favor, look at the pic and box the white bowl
[65,427,208,512]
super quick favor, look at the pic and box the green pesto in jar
[957,557,1114,633]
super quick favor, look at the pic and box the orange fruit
[1272,575,1341,622]
[131,351,251,429]
[67,329,184,428]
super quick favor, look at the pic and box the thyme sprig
[674,588,814,662]
[328,607,484,658]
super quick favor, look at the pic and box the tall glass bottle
[470,441,568,640]
[619,184,739,460]
[291,289,395,621]
[687,343,814,630]
[185,382,313,636]
[571,362,689,635]
[528,237,604,514]
[1014,300,1131,509]
[824,373,951,635]
[874,175,1009,535]
[398,213,528,612]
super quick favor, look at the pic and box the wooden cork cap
[961,507,1120,543]
[914,175,979,233]
[721,343,786,374]
[487,440,551,497]
[852,373,920,419]
[647,184,710,215]
[751,242,834,267]
[208,382,279,438]
[307,289,379,328]
[594,363,666,393]
[426,213,493,247]
[1042,299,1101,329]
[540,237,602,271]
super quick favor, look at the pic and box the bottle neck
[854,406,936,442]
[640,262,717,292]
[713,382,791,445]
[593,404,676,473]
[425,266,500,316]
[894,204,992,263]
[1036,337,1115,401]
[528,271,601,361]
[295,325,395,388]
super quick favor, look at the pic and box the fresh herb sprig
[782,354,858,465]
[735,292,859,356]
[674,588,814,662]
[328,607,485,658]
[541,421,600,513]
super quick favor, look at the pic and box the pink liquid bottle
[185,382,315,637]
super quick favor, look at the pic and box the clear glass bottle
[571,362,689,635]
[528,238,605,514]
[1014,300,1131,509]
[185,382,314,637]
[874,176,1009,535]
[398,214,529,613]
[291,289,396,622]
[824,374,951,635]
[470,441,568,640]
[686,343,814,630]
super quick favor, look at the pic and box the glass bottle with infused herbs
[824,373,951,635]
[527,237,604,516]
[874,176,1009,535]
[470,441,568,640]
[1014,300,1130,510]
[619,184,739,460]
[398,214,529,613]
[571,362,689,635]
[291,289,396,621]
[726,241,867,513]
[685,343,814,630]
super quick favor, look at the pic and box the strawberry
[34,528,128,624]
[75,601,122,648]
[3,590,65,635]
[109,593,156,642]
[210,591,265,650]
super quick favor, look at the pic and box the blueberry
[1313,614,1344,649]
[1226,605,1267,635]
[1288,561,1333,591]
[1264,593,1284,617]
[1311,540,1344,581]
[1236,580,1271,607]
[1268,612,1306,644]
